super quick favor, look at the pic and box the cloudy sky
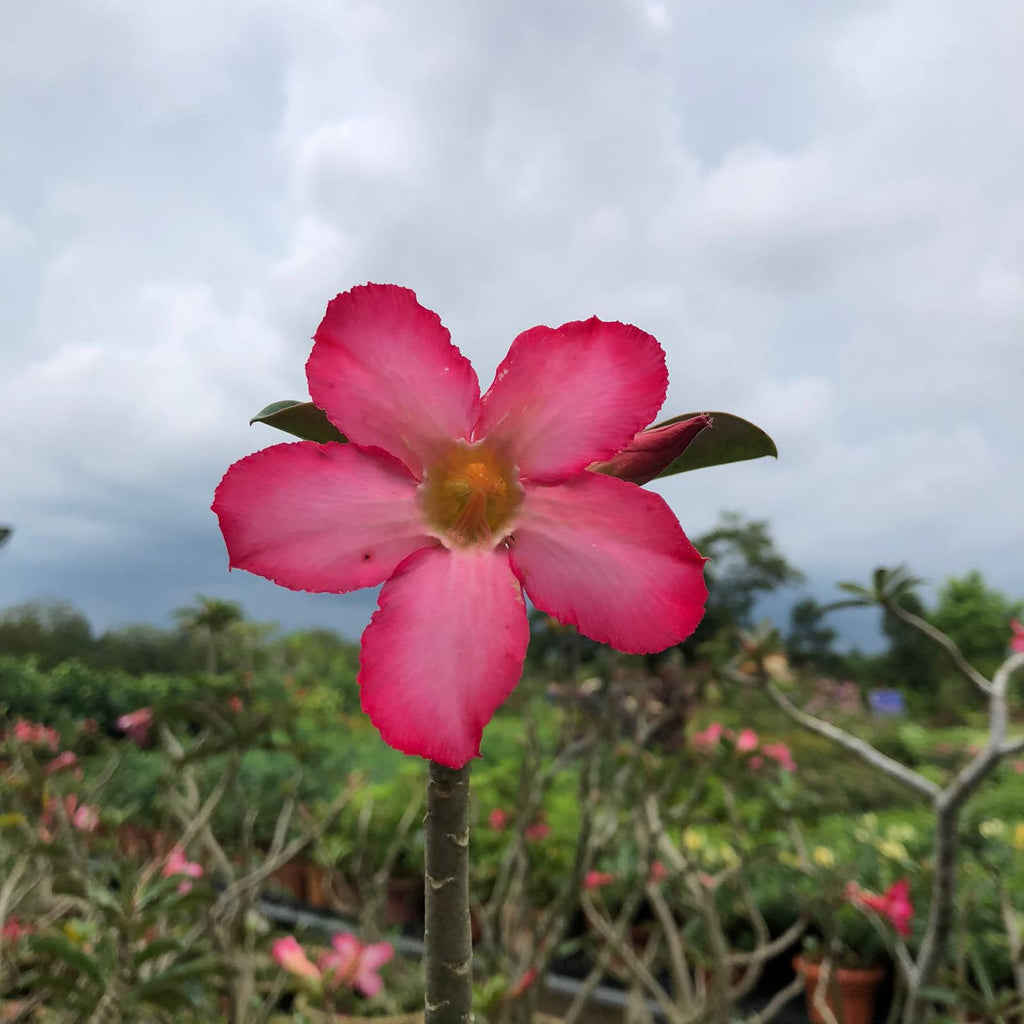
[2,0,1022,647]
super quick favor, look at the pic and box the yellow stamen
[420,443,522,547]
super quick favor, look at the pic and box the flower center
[420,442,522,548]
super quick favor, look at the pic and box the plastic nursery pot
[793,956,885,1024]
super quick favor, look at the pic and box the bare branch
[764,681,940,800]
[882,600,992,697]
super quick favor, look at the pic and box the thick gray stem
[424,761,473,1024]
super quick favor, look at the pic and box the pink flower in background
[229,695,244,713]
[736,728,759,752]
[748,755,764,772]
[318,932,394,997]
[583,871,616,890]
[45,751,81,777]
[1011,618,1024,653]
[692,722,727,750]
[1,917,30,943]
[1013,760,1024,775]
[43,795,99,835]
[762,742,797,772]
[214,284,707,767]
[272,935,321,982]
[11,719,59,751]
[525,818,551,842]
[162,846,204,894]
[849,879,914,937]
[649,860,668,883]
[117,708,153,747]
[488,808,507,832]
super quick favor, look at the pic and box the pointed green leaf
[652,412,776,477]
[250,401,347,444]
[28,934,105,988]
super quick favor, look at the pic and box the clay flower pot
[793,955,885,1024]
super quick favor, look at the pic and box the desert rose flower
[849,879,914,936]
[736,728,759,752]
[524,818,551,842]
[12,719,59,751]
[272,935,321,982]
[487,808,507,832]
[649,860,669,883]
[45,751,81,776]
[117,708,153,747]
[587,414,712,484]
[762,742,797,772]
[163,846,204,894]
[214,284,707,767]
[1011,618,1024,653]
[318,932,394,997]
[583,871,616,890]
[692,722,728,750]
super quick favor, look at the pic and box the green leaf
[135,937,184,966]
[652,412,776,477]
[250,401,347,444]
[28,933,105,988]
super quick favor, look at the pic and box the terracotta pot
[268,860,307,902]
[384,876,424,927]
[793,956,885,1024]
[304,863,361,915]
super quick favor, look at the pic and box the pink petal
[359,546,530,767]
[355,967,384,998]
[307,284,481,476]
[476,318,668,483]
[213,442,437,594]
[359,941,394,973]
[509,473,706,653]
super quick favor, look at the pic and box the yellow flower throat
[419,442,522,547]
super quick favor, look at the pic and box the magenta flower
[736,728,759,752]
[582,870,616,890]
[762,742,797,772]
[45,751,81,777]
[318,932,394,997]
[214,284,707,767]
[272,935,321,982]
[117,708,153,747]
[691,722,728,750]
[524,817,552,842]
[488,808,508,832]
[849,879,914,937]
[1011,618,1024,653]
[162,846,204,894]
[11,719,59,751]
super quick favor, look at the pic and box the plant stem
[424,761,473,1024]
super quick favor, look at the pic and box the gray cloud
[2,0,1022,643]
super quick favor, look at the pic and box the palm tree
[173,595,245,674]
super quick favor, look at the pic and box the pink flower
[272,935,321,982]
[213,284,707,767]
[1,917,30,943]
[525,819,551,842]
[318,932,394,997]
[736,728,759,752]
[45,751,80,776]
[1013,760,1024,775]
[583,871,616,890]
[162,846,204,894]
[46,795,99,833]
[692,722,727,750]
[12,719,59,751]
[649,860,668,883]
[117,708,153,747]
[488,808,507,832]
[1011,618,1024,654]
[229,695,244,713]
[762,742,796,772]
[849,879,914,937]
[748,755,764,772]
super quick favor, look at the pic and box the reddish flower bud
[588,414,713,485]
